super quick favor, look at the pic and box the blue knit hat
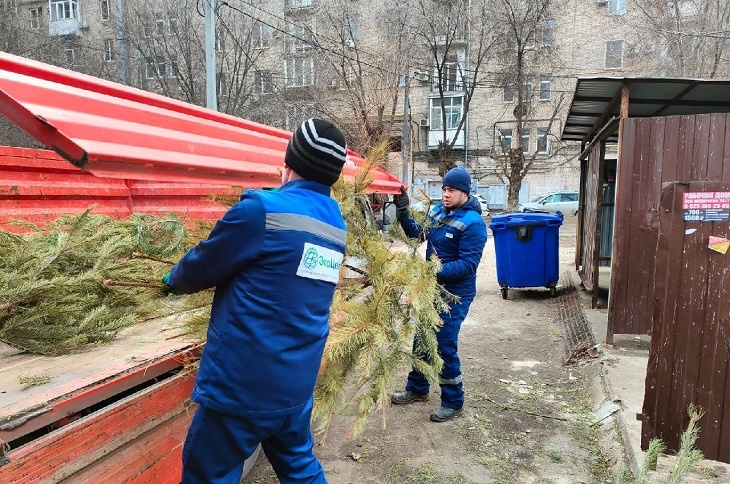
[442,166,471,194]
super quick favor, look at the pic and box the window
[100,0,110,21]
[503,84,514,102]
[539,75,552,101]
[254,70,273,93]
[499,129,512,153]
[30,7,42,29]
[343,15,360,47]
[429,96,463,131]
[608,0,626,15]
[217,72,227,96]
[169,60,179,78]
[537,127,549,154]
[521,77,533,101]
[439,55,463,92]
[541,19,555,47]
[285,56,314,87]
[215,31,225,52]
[103,39,114,62]
[605,40,624,69]
[143,19,152,38]
[155,12,165,36]
[561,193,578,202]
[290,18,315,54]
[168,14,177,34]
[521,131,530,153]
[145,57,166,79]
[65,42,77,63]
[254,23,271,48]
[288,0,312,8]
[50,0,79,21]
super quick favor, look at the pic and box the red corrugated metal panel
[0,146,236,230]
[0,146,132,227]
[0,53,402,194]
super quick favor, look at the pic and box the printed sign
[682,192,730,222]
[296,242,343,284]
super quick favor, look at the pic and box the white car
[473,194,491,217]
[518,192,579,216]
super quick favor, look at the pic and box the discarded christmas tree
[0,209,187,354]
[0,149,447,438]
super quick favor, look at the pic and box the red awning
[0,53,402,193]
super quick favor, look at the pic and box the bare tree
[633,0,730,78]
[121,0,270,118]
[491,0,565,208]
[309,0,410,154]
[410,0,498,175]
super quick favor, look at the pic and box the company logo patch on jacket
[297,243,343,284]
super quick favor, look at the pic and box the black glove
[393,186,410,212]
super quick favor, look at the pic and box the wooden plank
[0,369,195,482]
[642,182,684,449]
[644,180,730,462]
[608,116,636,340]
[66,403,194,483]
[0,316,198,442]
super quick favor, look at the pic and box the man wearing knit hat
[390,166,487,422]
[164,118,347,483]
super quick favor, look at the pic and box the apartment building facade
[6,0,728,202]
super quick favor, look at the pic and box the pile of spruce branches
[1,148,447,439]
[0,209,190,354]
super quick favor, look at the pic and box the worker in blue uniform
[163,118,348,483]
[390,166,487,422]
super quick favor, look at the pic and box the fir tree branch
[132,252,175,265]
[103,279,164,289]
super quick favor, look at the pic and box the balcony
[427,128,465,150]
[49,18,86,37]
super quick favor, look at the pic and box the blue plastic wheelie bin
[488,210,563,299]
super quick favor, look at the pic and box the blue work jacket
[168,180,347,417]
[399,195,487,296]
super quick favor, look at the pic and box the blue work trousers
[181,397,325,484]
[405,293,474,409]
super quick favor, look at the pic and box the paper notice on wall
[683,192,730,222]
[708,236,730,255]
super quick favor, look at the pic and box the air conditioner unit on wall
[415,72,430,82]
[419,118,429,128]
[596,0,607,4]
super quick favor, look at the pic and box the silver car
[518,192,579,216]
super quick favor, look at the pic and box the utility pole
[400,0,412,190]
[204,0,218,111]
[115,0,128,85]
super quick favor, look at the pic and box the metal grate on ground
[555,271,597,365]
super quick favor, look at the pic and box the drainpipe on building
[463,0,471,171]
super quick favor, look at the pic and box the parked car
[518,191,579,215]
[474,194,491,217]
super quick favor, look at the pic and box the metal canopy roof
[0,53,403,193]
[561,77,730,144]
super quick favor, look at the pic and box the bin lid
[489,211,563,229]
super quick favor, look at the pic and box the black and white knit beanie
[284,118,347,186]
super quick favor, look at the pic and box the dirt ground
[244,216,617,484]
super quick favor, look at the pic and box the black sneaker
[429,406,463,422]
[390,390,429,405]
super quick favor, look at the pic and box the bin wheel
[549,286,556,297]
[501,287,508,299]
